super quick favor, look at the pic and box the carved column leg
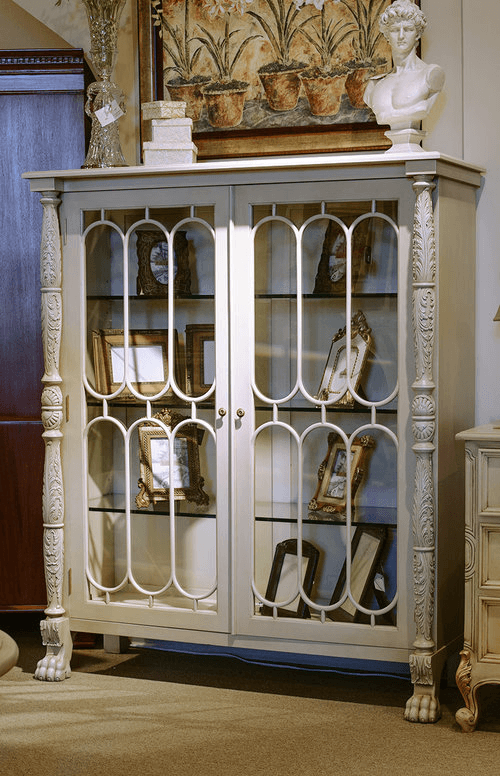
[455,448,480,731]
[35,190,72,681]
[404,175,439,723]
[455,648,480,732]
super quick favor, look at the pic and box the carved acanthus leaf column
[35,189,72,681]
[404,174,439,723]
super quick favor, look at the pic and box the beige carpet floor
[1,617,500,776]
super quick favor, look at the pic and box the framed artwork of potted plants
[138,0,420,159]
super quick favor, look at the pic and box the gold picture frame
[185,323,215,396]
[136,408,209,508]
[317,310,372,408]
[309,432,374,514]
[92,328,182,399]
[137,0,395,159]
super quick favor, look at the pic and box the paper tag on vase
[95,100,124,127]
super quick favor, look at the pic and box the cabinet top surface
[23,150,484,191]
[456,423,500,442]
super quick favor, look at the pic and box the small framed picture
[317,310,372,408]
[185,323,215,396]
[135,229,191,297]
[309,433,375,515]
[327,525,387,623]
[261,538,320,619]
[92,329,181,399]
[136,409,209,509]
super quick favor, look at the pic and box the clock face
[150,241,176,285]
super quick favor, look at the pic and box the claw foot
[404,692,441,723]
[35,617,72,682]
[35,652,71,682]
[455,706,478,733]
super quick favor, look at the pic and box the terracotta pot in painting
[300,68,347,117]
[345,60,387,109]
[258,62,305,111]
[201,80,248,128]
[345,66,374,109]
[166,77,210,121]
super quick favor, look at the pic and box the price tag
[95,100,124,127]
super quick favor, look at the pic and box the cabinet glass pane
[252,201,398,627]
[83,206,218,613]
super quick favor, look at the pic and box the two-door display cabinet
[25,151,482,722]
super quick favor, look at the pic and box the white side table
[456,424,500,731]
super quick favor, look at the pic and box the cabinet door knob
[218,408,226,417]
[236,408,245,418]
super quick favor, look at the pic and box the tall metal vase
[81,0,128,167]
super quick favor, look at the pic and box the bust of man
[364,0,444,148]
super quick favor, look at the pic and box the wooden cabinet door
[0,49,87,608]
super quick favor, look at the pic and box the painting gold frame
[136,408,209,508]
[309,432,374,514]
[137,0,396,159]
[317,310,372,408]
[185,323,215,396]
[92,328,182,399]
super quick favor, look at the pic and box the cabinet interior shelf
[87,501,396,528]
[86,292,396,302]
[255,292,397,299]
[87,294,214,301]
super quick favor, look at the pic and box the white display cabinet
[25,152,482,722]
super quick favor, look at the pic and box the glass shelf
[254,502,396,527]
[87,294,215,302]
[87,499,396,527]
[255,292,397,300]
[88,504,217,519]
[88,495,216,520]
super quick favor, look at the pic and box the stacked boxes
[141,101,198,166]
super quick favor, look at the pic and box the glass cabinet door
[234,185,402,640]
[76,197,229,629]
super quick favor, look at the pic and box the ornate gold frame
[317,310,372,408]
[309,432,374,514]
[136,408,209,508]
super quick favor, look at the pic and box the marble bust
[363,0,445,152]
